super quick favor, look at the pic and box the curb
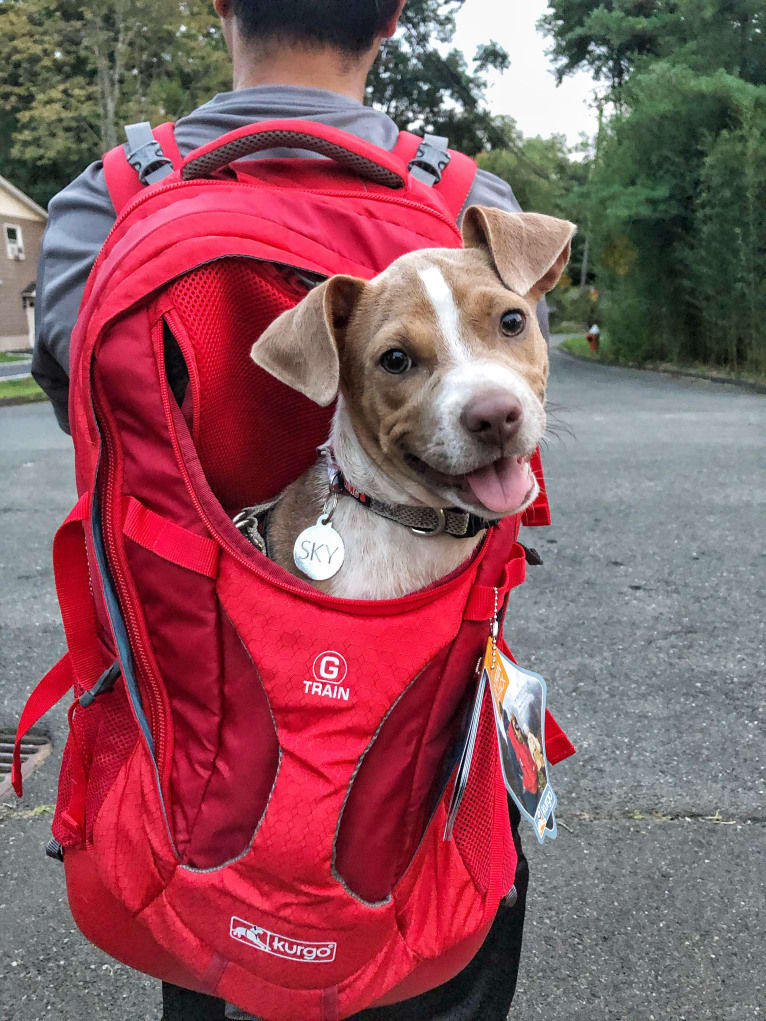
[0,393,49,408]
[557,347,766,395]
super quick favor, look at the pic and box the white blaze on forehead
[417,264,469,362]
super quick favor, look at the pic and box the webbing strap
[123,496,220,578]
[464,544,527,621]
[520,449,551,528]
[152,120,183,169]
[13,490,112,796]
[12,654,74,796]
[55,492,103,686]
[12,492,121,796]
[321,987,340,1021]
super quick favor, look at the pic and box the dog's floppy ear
[462,207,576,299]
[251,275,365,406]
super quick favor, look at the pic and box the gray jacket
[33,85,537,432]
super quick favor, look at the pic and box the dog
[250,206,575,600]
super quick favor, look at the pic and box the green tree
[692,99,766,372]
[539,0,675,95]
[541,0,766,92]
[542,0,766,371]
[586,64,766,370]
[0,0,229,205]
[367,0,510,153]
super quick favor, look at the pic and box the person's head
[214,1,406,76]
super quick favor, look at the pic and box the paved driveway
[0,357,32,378]
[1,347,764,1020]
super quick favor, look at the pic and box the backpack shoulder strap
[102,121,181,215]
[393,130,478,223]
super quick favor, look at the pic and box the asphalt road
[1,346,764,1020]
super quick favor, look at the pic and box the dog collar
[323,449,496,539]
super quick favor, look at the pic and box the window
[5,224,25,261]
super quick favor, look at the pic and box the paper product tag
[483,640,558,843]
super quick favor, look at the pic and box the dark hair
[231,0,401,55]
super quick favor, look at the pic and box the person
[33,3,538,1018]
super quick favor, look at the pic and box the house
[0,174,48,352]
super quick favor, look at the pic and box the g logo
[313,652,348,684]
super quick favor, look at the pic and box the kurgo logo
[303,652,350,701]
[230,916,337,963]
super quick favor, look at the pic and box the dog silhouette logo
[246,926,269,950]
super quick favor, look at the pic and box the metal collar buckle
[410,508,447,537]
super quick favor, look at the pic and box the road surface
[1,345,764,1020]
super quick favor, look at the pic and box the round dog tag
[293,517,345,581]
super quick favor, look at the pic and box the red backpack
[14,120,574,1020]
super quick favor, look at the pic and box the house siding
[1,213,45,349]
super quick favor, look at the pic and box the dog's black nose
[461,391,523,445]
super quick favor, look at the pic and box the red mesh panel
[83,684,139,843]
[168,259,334,511]
[52,739,78,847]
[51,681,139,848]
[452,691,500,894]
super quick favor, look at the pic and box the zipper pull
[520,543,544,566]
[79,660,121,708]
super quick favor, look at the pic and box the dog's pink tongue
[465,457,531,514]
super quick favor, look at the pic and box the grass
[0,376,47,403]
[0,803,54,822]
[0,351,30,363]
[560,335,766,387]
[560,335,614,362]
[552,320,590,335]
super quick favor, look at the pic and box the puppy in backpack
[251,206,575,600]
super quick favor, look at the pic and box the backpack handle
[182,119,407,189]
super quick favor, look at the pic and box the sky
[452,0,600,148]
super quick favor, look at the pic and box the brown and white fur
[251,206,575,600]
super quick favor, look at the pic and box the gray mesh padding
[183,130,404,189]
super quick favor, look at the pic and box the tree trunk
[579,235,589,289]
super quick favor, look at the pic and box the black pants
[163,808,528,1021]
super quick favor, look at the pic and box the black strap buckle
[127,140,173,185]
[79,660,121,708]
[408,136,451,186]
[520,544,544,566]
[45,837,64,862]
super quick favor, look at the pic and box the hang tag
[293,517,345,581]
[443,665,487,841]
[483,639,558,843]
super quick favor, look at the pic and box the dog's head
[252,206,575,517]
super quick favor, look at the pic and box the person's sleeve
[32,161,116,433]
[461,169,550,342]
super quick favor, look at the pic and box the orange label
[483,637,509,706]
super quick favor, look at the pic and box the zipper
[95,384,168,767]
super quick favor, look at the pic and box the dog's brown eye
[380,349,413,374]
[500,310,526,337]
